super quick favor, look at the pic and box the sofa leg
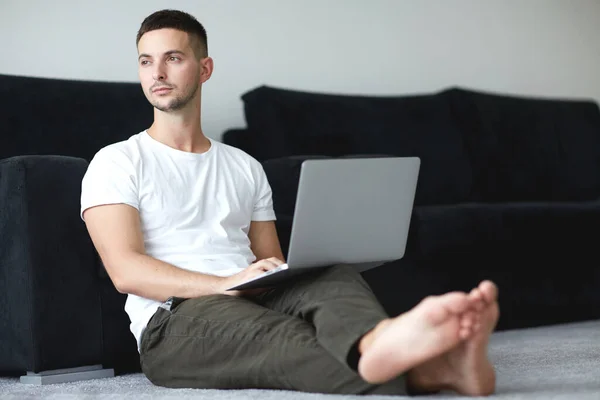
[19,365,114,385]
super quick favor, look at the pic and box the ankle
[358,318,392,354]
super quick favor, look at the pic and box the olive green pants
[140,265,407,395]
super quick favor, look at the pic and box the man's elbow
[113,279,130,294]
[105,267,131,294]
[102,253,139,294]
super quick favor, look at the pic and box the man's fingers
[267,257,285,265]
[247,258,285,277]
[254,259,279,270]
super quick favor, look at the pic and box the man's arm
[83,204,225,302]
[248,220,285,262]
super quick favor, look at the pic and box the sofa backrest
[237,85,600,205]
[241,85,474,206]
[448,88,600,202]
[0,74,153,162]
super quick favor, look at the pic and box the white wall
[2,0,599,140]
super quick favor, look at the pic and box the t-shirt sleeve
[80,147,139,221]
[251,160,276,221]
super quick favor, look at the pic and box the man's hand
[221,257,285,297]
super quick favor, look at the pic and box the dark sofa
[1,73,599,381]
[224,85,600,331]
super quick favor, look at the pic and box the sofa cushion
[399,202,600,329]
[243,86,473,205]
[411,201,600,260]
[410,202,600,314]
[0,74,152,162]
[448,88,600,202]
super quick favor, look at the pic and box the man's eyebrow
[165,50,185,57]
[138,50,185,61]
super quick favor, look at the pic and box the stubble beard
[151,80,200,112]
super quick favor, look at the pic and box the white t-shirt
[80,131,276,349]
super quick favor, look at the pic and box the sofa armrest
[0,155,103,374]
[222,128,267,160]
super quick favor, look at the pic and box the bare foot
[407,280,499,396]
[357,291,474,384]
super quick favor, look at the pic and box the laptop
[227,156,420,291]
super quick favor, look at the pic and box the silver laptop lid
[286,157,420,269]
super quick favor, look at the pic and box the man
[81,9,499,396]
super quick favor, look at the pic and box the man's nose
[152,64,166,81]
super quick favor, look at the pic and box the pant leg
[256,265,392,371]
[139,294,406,395]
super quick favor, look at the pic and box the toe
[468,289,485,311]
[460,311,476,329]
[441,292,471,315]
[469,287,483,300]
[459,326,474,340]
[479,281,499,304]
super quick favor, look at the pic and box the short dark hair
[136,9,208,59]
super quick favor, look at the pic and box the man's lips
[152,87,173,94]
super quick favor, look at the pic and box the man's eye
[169,57,180,61]
[140,60,149,66]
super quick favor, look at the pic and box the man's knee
[302,264,370,291]
[327,264,366,282]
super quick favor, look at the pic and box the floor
[1,320,599,399]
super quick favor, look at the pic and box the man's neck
[147,108,211,154]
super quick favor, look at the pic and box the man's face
[137,28,208,112]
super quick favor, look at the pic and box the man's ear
[200,57,214,84]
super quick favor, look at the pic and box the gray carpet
[1,320,599,399]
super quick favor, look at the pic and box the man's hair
[136,9,208,59]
